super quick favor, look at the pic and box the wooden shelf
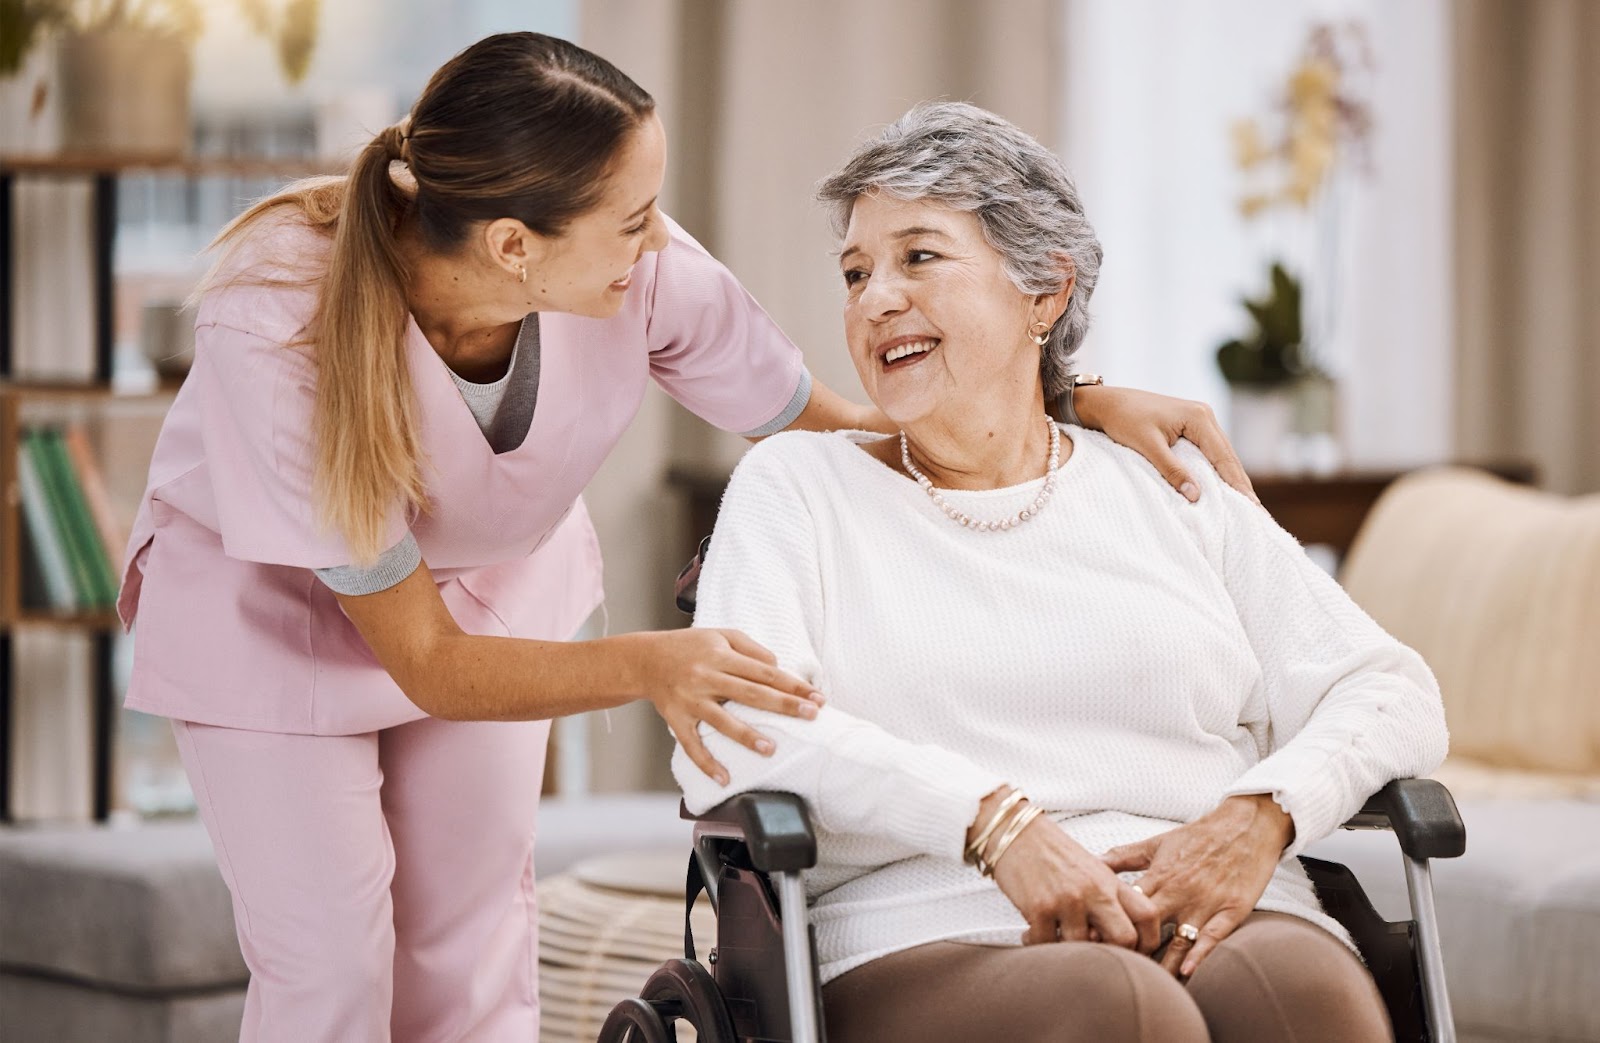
[0,153,341,179]
[0,380,183,402]
[2,610,122,631]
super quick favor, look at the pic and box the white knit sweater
[672,426,1448,984]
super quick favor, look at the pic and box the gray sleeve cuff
[740,368,813,438]
[315,532,422,595]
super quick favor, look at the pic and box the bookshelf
[0,154,335,822]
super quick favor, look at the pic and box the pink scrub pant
[173,715,550,1043]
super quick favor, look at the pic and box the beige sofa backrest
[1341,467,1600,774]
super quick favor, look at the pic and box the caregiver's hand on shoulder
[1101,794,1295,978]
[632,628,823,784]
[1072,385,1259,505]
[973,791,1160,953]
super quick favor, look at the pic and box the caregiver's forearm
[771,375,893,436]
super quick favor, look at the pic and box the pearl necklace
[899,418,1060,532]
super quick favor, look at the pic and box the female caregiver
[116,32,1254,1042]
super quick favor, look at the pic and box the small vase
[1226,385,1295,473]
[56,28,191,157]
[1290,370,1343,475]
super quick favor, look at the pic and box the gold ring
[1174,923,1199,945]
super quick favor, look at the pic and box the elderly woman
[672,102,1448,1042]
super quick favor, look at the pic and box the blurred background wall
[1,0,1594,820]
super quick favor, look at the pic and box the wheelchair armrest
[680,791,817,874]
[1340,778,1466,861]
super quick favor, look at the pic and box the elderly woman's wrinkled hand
[1099,794,1294,977]
[1073,386,1260,505]
[990,811,1163,954]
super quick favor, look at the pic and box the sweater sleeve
[672,438,1005,863]
[1170,444,1450,858]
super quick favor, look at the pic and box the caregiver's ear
[481,217,552,275]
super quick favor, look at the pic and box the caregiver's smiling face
[839,193,1040,428]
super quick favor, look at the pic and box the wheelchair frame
[600,782,1465,1043]
[600,541,1467,1042]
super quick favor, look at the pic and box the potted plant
[1215,261,1305,471]
[0,0,319,157]
[1221,21,1372,474]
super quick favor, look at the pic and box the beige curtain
[1453,0,1600,494]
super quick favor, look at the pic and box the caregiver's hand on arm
[1101,794,1294,977]
[637,627,821,784]
[335,564,819,778]
[1073,385,1258,504]
[972,788,1160,954]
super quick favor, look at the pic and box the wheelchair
[597,538,1469,1043]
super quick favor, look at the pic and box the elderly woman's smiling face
[840,193,1044,428]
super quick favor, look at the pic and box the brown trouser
[822,912,1391,1042]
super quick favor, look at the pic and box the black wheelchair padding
[681,793,818,874]
[675,534,714,614]
[1301,856,1429,1043]
[1351,778,1466,861]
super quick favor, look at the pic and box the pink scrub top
[116,214,806,735]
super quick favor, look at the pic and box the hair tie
[380,123,413,165]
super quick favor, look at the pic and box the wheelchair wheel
[596,997,674,1043]
[597,960,736,1043]
[639,959,738,1042]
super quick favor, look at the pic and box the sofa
[0,792,688,1043]
[1303,466,1600,1042]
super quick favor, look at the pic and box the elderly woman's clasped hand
[974,788,1296,980]
[1101,795,1296,978]
[971,788,1163,953]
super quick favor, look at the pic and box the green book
[16,438,78,611]
[24,430,95,609]
[41,428,120,608]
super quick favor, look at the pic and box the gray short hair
[817,102,1101,403]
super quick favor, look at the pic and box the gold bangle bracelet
[983,805,1045,878]
[970,797,1034,875]
[964,789,1025,865]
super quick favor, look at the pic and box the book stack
[15,425,126,614]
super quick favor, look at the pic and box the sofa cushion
[0,793,690,994]
[0,821,246,992]
[1340,468,1600,773]
[0,799,684,991]
[1305,797,1600,1042]
[0,972,245,1043]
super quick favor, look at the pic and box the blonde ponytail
[308,128,427,565]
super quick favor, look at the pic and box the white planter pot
[56,29,191,157]
[1227,386,1295,473]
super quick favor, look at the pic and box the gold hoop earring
[1029,321,1051,346]
[516,265,527,284]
